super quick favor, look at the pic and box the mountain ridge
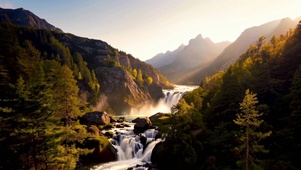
[147,16,300,85]
[180,16,300,84]
[146,34,230,83]
[0,7,63,32]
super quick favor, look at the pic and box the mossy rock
[80,136,117,166]
[100,124,114,130]
[86,125,99,136]
[72,124,87,134]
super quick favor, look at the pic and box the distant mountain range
[147,16,301,85]
[146,34,230,83]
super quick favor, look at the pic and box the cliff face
[53,33,169,113]
[95,67,150,114]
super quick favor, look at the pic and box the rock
[80,111,110,125]
[80,136,117,166]
[123,123,131,127]
[95,67,150,114]
[102,124,114,130]
[115,124,124,128]
[146,83,165,101]
[149,112,171,122]
[86,125,99,136]
[109,116,118,123]
[139,135,147,146]
[117,117,126,123]
[104,131,114,138]
[132,117,152,133]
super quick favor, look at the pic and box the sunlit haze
[1,0,300,61]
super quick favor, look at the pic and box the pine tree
[137,69,144,86]
[54,65,82,127]
[234,89,272,170]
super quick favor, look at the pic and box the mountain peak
[188,34,214,47]
[195,34,204,39]
[0,7,63,32]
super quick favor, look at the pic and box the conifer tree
[137,69,144,85]
[234,89,272,170]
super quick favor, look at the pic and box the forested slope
[152,21,301,170]
[0,22,172,114]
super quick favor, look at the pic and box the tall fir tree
[234,89,272,170]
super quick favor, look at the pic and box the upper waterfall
[129,85,198,116]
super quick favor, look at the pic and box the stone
[80,136,117,166]
[149,112,171,122]
[132,117,152,133]
[80,111,110,125]
[86,125,100,136]
[109,116,118,123]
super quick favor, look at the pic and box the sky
[0,0,300,61]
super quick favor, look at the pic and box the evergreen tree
[137,69,144,85]
[132,68,138,79]
[146,76,153,85]
[54,65,82,127]
[234,89,272,170]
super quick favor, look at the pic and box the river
[92,85,198,170]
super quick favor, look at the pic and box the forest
[0,22,104,169]
[151,22,301,170]
[0,22,168,169]
[1,17,301,170]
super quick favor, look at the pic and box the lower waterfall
[93,85,197,170]
[93,124,161,170]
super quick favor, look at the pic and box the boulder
[149,112,171,122]
[115,124,124,128]
[80,111,110,125]
[80,136,117,166]
[104,131,114,138]
[117,117,126,123]
[132,117,152,133]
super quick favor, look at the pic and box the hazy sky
[0,0,300,60]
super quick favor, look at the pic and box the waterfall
[164,91,184,108]
[94,125,161,170]
[129,85,197,117]
[93,85,198,170]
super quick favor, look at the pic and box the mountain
[180,17,300,84]
[0,8,172,114]
[147,34,230,84]
[145,44,185,68]
[0,7,62,32]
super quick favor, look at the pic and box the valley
[1,4,301,170]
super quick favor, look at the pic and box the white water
[129,85,198,117]
[93,85,198,170]
[94,125,161,170]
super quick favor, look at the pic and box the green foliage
[49,36,73,67]
[132,68,138,79]
[154,23,301,169]
[153,91,205,169]
[137,69,144,85]
[146,76,153,85]
[234,89,272,169]
[0,43,86,169]
[103,54,119,67]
